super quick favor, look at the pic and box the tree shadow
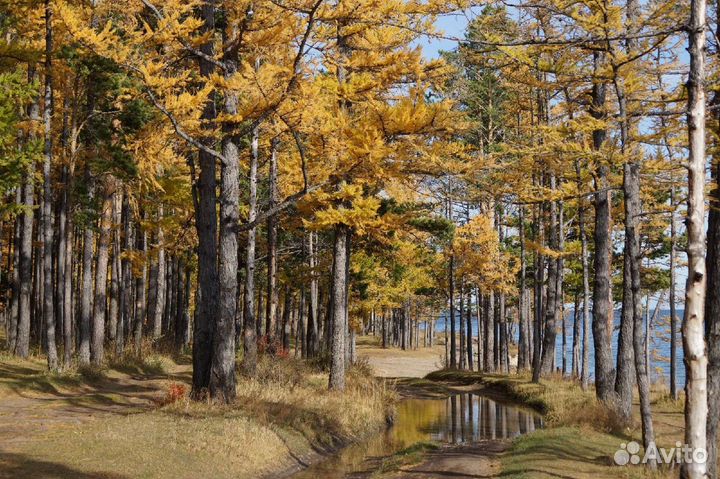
[0,451,127,479]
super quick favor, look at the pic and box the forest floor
[0,338,689,479]
[0,346,392,479]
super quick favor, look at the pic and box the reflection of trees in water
[292,394,543,479]
[435,393,542,442]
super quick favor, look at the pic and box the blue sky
[420,13,473,59]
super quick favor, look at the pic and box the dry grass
[0,354,395,479]
[423,369,690,478]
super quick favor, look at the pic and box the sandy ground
[359,344,446,378]
[395,441,507,479]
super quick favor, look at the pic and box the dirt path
[0,358,191,448]
[395,441,508,479]
[359,343,445,378]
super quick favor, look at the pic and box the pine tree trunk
[42,0,58,370]
[590,52,616,401]
[78,166,94,365]
[91,182,113,365]
[16,68,39,359]
[466,289,473,371]
[133,214,147,353]
[242,125,260,376]
[576,162,592,390]
[8,188,21,353]
[152,205,165,339]
[108,193,120,343]
[329,223,349,391]
[518,206,529,371]
[448,254,456,368]
[117,192,131,355]
[572,293,580,377]
[307,231,319,356]
[190,0,220,397]
[535,190,559,382]
[266,140,279,340]
[210,62,240,401]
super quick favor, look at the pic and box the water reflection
[291,393,542,478]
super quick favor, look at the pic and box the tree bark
[705,6,720,477]
[91,182,113,365]
[329,223,349,391]
[42,0,58,370]
[684,0,709,475]
[266,140,279,340]
[78,165,94,365]
[518,206,529,371]
[449,254,456,368]
[16,68,39,359]
[242,124,260,376]
[590,51,616,401]
[210,54,241,401]
[191,0,219,397]
[152,206,166,339]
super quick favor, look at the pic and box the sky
[419,12,474,59]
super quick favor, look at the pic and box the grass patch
[502,427,675,479]
[3,355,396,479]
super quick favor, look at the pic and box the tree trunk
[449,254,456,368]
[518,205,529,371]
[535,187,559,382]
[590,51,615,401]
[266,140,279,340]
[42,0,58,370]
[329,223,349,391]
[8,188,21,353]
[576,162,592,391]
[209,48,240,403]
[91,182,113,365]
[133,214,147,353]
[242,125,259,376]
[705,7,720,477]
[191,0,219,397]
[684,0,709,475]
[152,206,166,339]
[78,165,94,365]
[466,288,473,371]
[307,231,319,356]
[16,68,39,359]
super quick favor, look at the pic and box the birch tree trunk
[683,0,709,475]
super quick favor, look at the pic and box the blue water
[433,309,686,386]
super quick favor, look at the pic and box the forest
[0,0,718,478]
